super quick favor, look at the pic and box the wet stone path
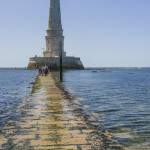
[0,74,108,150]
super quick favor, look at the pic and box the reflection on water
[0,69,37,128]
[63,68,150,149]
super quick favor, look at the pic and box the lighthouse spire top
[48,0,62,30]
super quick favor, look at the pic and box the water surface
[63,68,150,149]
[0,69,37,128]
[0,68,150,149]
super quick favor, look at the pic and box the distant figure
[39,66,49,76]
[38,67,42,76]
[44,66,49,76]
[38,66,48,76]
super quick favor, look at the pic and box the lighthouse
[28,0,84,69]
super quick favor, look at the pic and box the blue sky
[0,0,150,67]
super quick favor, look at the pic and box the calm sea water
[0,69,150,149]
[63,68,150,149]
[0,69,37,128]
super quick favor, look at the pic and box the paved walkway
[0,74,107,150]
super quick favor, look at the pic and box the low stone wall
[28,56,84,70]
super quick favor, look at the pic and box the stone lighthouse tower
[43,0,66,57]
[28,0,84,69]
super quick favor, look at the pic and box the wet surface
[63,69,150,149]
[0,74,112,150]
[0,69,37,129]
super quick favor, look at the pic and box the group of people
[38,66,49,76]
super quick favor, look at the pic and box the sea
[0,69,37,127]
[0,68,150,149]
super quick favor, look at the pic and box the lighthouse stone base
[27,56,84,70]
